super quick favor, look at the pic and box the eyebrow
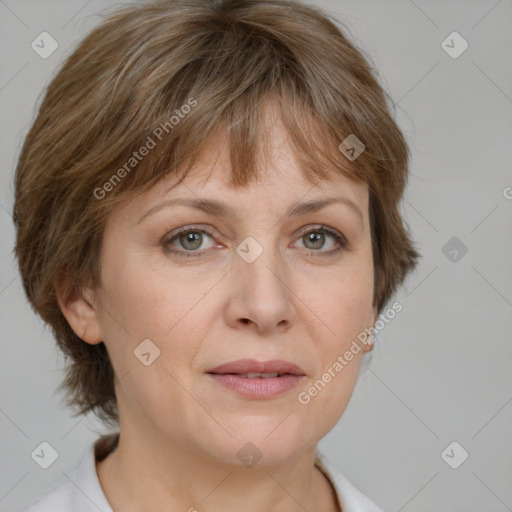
[136,196,363,226]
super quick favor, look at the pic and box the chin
[204,418,313,468]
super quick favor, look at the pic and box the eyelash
[162,225,348,259]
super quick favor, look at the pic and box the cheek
[96,249,223,366]
[305,262,374,349]
[94,257,220,421]
[295,259,372,425]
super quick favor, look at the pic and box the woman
[14,0,420,510]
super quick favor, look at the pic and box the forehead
[124,155,368,238]
[156,116,367,205]
[113,105,369,230]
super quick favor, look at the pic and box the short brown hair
[13,0,420,427]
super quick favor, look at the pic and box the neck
[95,431,340,512]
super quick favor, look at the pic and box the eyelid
[295,224,343,239]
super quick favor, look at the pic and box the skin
[58,113,377,512]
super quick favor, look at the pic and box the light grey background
[1,1,511,511]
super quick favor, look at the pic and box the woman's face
[85,121,376,466]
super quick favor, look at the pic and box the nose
[224,239,297,336]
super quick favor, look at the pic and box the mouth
[218,372,288,378]
[206,359,306,399]
[206,358,306,376]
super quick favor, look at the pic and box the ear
[361,305,378,353]
[55,275,103,345]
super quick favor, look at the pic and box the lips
[206,359,306,377]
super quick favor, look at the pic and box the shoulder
[315,450,384,512]
[24,472,76,511]
[24,435,115,512]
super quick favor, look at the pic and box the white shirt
[25,436,383,512]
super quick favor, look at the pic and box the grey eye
[178,231,204,250]
[302,232,327,250]
[166,229,216,253]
